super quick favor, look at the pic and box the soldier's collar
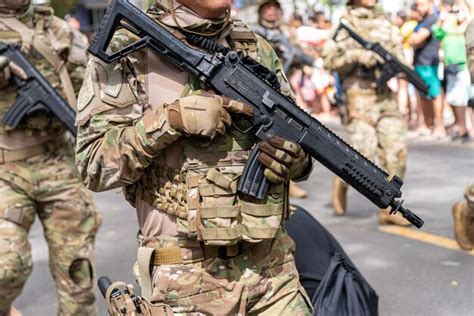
[150,0,231,37]
[350,7,376,18]
[258,18,281,30]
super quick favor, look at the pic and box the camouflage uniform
[322,7,408,222]
[0,5,101,315]
[452,184,474,250]
[75,0,312,314]
[253,0,310,199]
[452,21,474,251]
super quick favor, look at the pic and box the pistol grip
[237,146,269,200]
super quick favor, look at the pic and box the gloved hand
[258,136,309,184]
[165,94,253,140]
[0,56,27,88]
[355,49,383,68]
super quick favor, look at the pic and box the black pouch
[445,64,461,76]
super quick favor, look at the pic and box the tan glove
[165,94,253,139]
[258,136,309,184]
[355,49,383,68]
[0,56,27,88]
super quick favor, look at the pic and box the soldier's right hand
[0,56,27,88]
[165,94,253,139]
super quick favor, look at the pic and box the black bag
[445,63,461,76]
[286,206,379,316]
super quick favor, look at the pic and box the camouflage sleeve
[75,55,181,192]
[51,16,88,94]
[255,34,295,99]
[66,31,89,94]
[321,37,361,75]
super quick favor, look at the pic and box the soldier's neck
[259,18,281,30]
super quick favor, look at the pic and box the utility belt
[345,89,399,126]
[0,143,49,164]
[150,241,246,266]
[135,235,277,300]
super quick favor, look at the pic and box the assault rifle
[0,42,77,137]
[253,25,315,73]
[89,0,424,228]
[98,276,173,315]
[333,20,429,95]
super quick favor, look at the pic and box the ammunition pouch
[0,143,48,164]
[183,167,286,246]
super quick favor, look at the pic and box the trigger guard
[26,103,51,116]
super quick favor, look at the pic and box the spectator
[410,0,446,138]
[395,9,418,125]
[433,0,471,141]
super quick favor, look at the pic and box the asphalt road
[15,124,474,316]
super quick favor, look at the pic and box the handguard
[88,0,424,228]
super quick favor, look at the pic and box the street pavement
[16,123,474,315]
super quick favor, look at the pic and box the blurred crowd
[252,0,474,144]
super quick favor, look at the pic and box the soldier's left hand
[258,136,309,184]
[0,56,27,88]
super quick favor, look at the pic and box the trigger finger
[222,97,254,117]
[9,61,27,80]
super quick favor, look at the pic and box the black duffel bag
[286,206,379,316]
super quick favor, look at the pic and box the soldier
[0,1,101,315]
[253,0,309,199]
[452,185,474,251]
[76,0,313,314]
[451,3,474,252]
[322,0,410,226]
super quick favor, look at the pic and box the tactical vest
[343,9,402,85]
[125,18,289,246]
[0,7,77,135]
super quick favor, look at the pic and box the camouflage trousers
[147,230,312,315]
[347,93,407,177]
[0,149,101,315]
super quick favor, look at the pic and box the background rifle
[0,42,77,137]
[253,26,315,73]
[333,20,429,95]
[88,0,424,228]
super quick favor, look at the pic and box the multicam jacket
[323,7,404,92]
[322,7,405,122]
[76,0,308,247]
[0,6,87,150]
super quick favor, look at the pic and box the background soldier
[0,1,101,315]
[76,0,313,314]
[452,5,473,252]
[253,0,309,199]
[452,185,474,250]
[322,0,410,226]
